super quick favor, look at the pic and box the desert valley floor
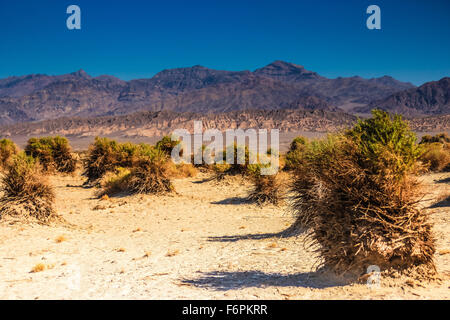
[0,171,449,300]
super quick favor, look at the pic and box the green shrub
[25,136,77,173]
[346,109,422,179]
[285,136,308,170]
[156,135,181,156]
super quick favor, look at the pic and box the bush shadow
[207,223,305,242]
[180,269,349,291]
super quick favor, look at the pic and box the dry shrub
[247,164,286,205]
[0,153,56,222]
[83,137,122,182]
[99,149,173,196]
[0,139,19,169]
[25,136,77,173]
[419,142,450,172]
[291,110,435,276]
[83,138,154,183]
[127,150,174,194]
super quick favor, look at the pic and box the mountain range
[3,61,442,126]
[0,61,448,141]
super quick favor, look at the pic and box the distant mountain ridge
[0,61,435,126]
[1,109,447,140]
[355,77,450,116]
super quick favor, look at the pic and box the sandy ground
[0,171,449,300]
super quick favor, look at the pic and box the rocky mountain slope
[0,61,417,125]
[1,108,447,140]
[355,77,450,116]
[0,109,357,138]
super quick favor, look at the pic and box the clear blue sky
[0,0,449,85]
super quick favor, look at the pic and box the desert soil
[0,172,449,300]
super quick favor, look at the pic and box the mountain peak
[254,60,323,81]
[70,69,91,79]
[268,60,305,69]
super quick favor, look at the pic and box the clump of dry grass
[291,110,435,277]
[0,139,19,170]
[166,249,180,257]
[55,235,67,243]
[0,153,56,223]
[25,136,77,173]
[83,137,122,183]
[31,263,47,273]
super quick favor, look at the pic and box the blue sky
[0,0,449,85]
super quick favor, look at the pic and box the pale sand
[0,172,449,300]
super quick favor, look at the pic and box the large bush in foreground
[292,110,435,276]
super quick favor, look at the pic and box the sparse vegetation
[25,136,77,173]
[0,153,56,222]
[291,110,435,276]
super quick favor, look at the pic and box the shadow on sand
[429,196,450,208]
[435,176,450,184]
[211,196,251,205]
[180,269,349,290]
[207,224,305,242]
